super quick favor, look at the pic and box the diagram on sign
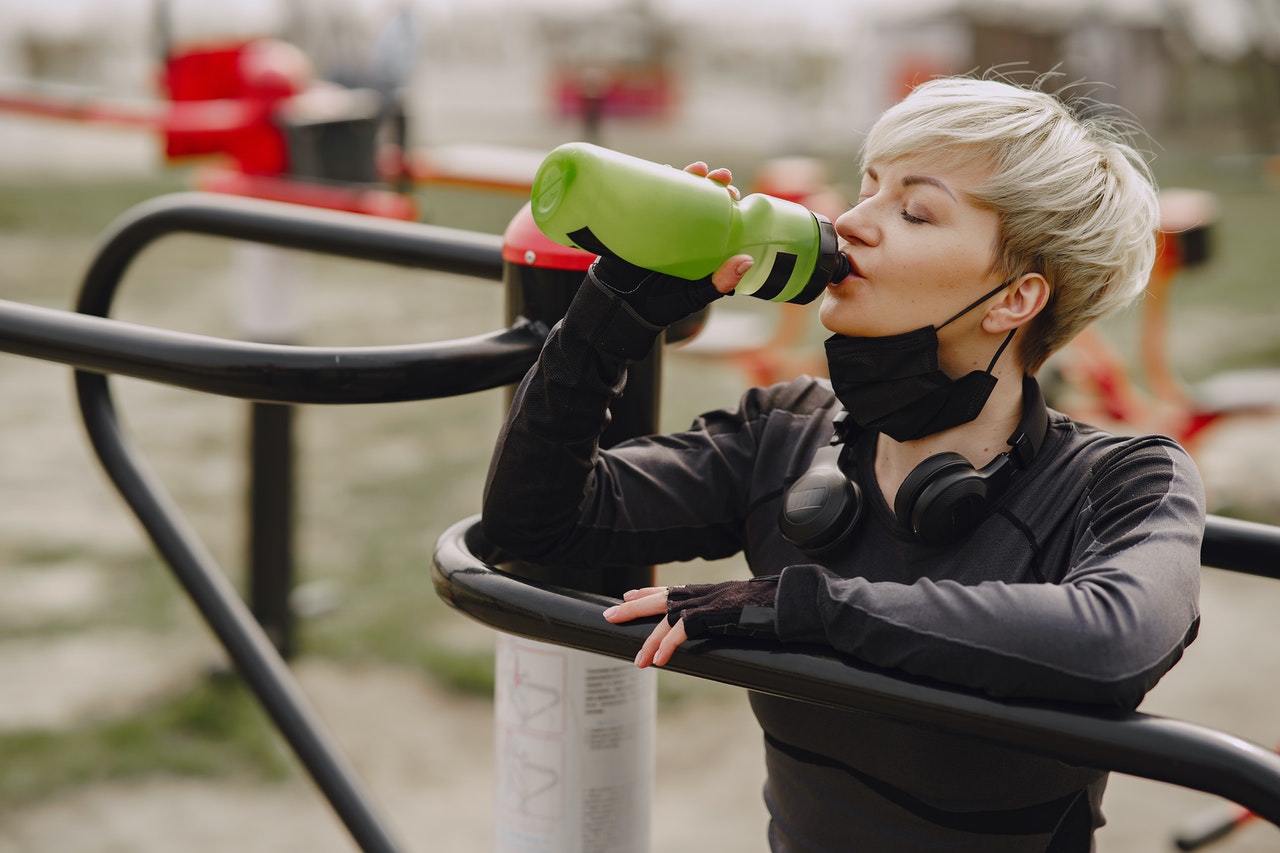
[496,637,568,818]
[504,642,565,730]
[497,729,564,817]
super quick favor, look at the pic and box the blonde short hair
[862,75,1159,373]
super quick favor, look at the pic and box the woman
[483,75,1205,851]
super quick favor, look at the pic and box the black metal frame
[1,193,542,853]
[432,514,1280,831]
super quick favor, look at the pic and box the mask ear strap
[938,275,1019,330]
[985,328,1017,373]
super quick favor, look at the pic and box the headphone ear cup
[779,467,865,556]
[895,452,989,546]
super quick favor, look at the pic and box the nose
[835,201,879,247]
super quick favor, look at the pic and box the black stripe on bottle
[752,252,797,301]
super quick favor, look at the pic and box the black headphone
[779,376,1048,552]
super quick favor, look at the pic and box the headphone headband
[780,376,1049,552]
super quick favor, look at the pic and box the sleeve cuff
[562,276,663,361]
[775,564,834,644]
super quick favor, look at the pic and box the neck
[874,371,1026,502]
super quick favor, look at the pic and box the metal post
[492,203,658,852]
[248,400,296,656]
[231,241,303,658]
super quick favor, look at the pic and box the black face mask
[825,278,1018,442]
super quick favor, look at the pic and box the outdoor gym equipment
[2,192,537,853]
[1052,188,1280,455]
[0,22,548,212]
[0,23,556,658]
[2,192,1280,850]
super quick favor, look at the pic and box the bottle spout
[785,213,846,305]
[830,251,851,283]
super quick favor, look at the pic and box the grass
[1,128,1278,807]
[0,673,293,810]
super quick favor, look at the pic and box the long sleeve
[482,277,751,568]
[775,432,1205,709]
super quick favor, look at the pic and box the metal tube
[76,369,405,853]
[76,191,505,320]
[495,218,658,852]
[1200,514,1280,580]
[432,514,1280,831]
[248,401,296,657]
[30,191,542,853]
[0,297,542,404]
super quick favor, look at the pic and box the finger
[634,618,674,667]
[683,162,736,193]
[711,254,754,293]
[705,165,733,183]
[651,618,689,667]
[603,588,670,623]
[623,586,667,601]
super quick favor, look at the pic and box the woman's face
[820,155,1005,346]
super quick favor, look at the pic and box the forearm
[482,277,654,561]
[776,561,1200,708]
[775,442,1207,708]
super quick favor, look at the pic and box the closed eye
[900,209,928,224]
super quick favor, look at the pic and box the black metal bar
[37,192,535,853]
[248,402,296,657]
[1201,514,1280,580]
[76,192,505,320]
[68,190,507,665]
[431,514,1280,831]
[0,297,542,403]
[73,369,404,853]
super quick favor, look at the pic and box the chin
[817,295,852,336]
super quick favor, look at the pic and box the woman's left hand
[602,587,688,668]
[603,576,781,667]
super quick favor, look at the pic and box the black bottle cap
[790,213,849,304]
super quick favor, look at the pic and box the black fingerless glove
[666,575,780,639]
[588,253,726,330]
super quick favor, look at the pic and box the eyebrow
[864,167,957,202]
[902,174,956,201]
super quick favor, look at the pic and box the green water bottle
[529,142,849,304]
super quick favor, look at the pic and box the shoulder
[1034,411,1206,529]
[1046,412,1201,489]
[675,376,840,484]
[690,375,839,436]
[745,374,840,418]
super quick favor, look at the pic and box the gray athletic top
[483,280,1206,851]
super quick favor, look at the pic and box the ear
[983,273,1049,333]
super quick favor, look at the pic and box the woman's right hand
[683,161,753,295]
[585,159,753,328]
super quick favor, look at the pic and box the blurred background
[1,0,1279,850]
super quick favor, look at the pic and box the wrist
[775,565,834,644]
[563,276,663,361]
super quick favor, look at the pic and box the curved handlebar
[76,191,506,317]
[0,297,542,403]
[1200,513,1280,581]
[432,514,1280,830]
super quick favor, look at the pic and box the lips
[832,251,860,285]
